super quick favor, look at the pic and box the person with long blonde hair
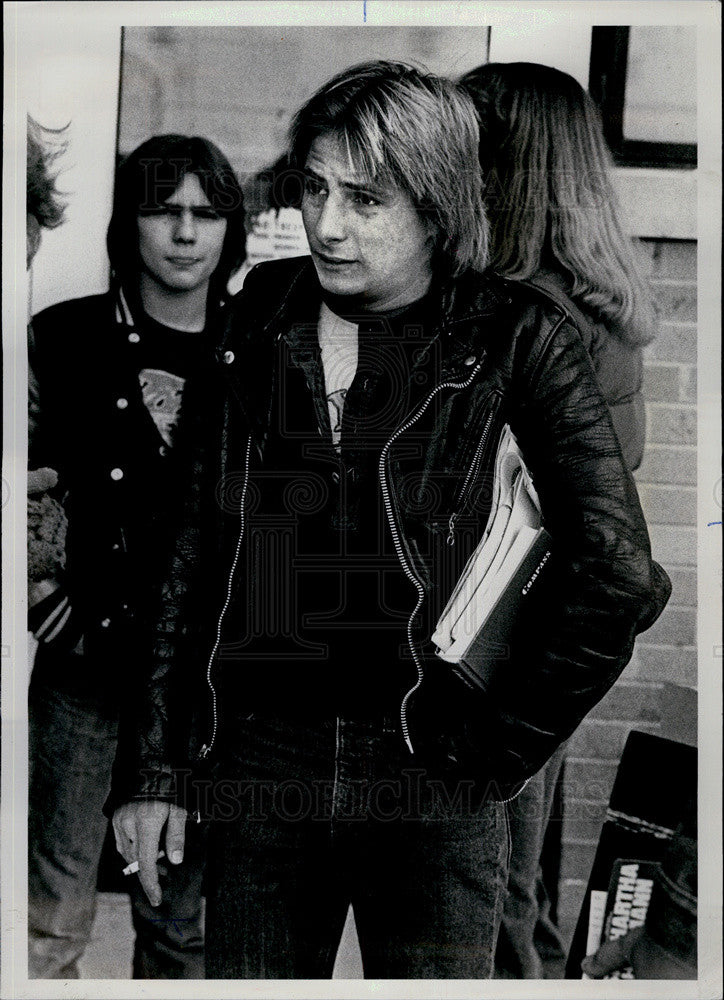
[459,60,657,977]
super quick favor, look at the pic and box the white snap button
[128,331,140,344]
[223,350,235,364]
[100,618,111,628]
[111,543,120,551]
[110,467,124,481]
[464,355,476,366]
[116,398,128,409]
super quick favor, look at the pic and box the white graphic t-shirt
[138,368,186,448]
[317,301,359,452]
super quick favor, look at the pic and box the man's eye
[138,206,174,217]
[303,176,326,197]
[193,209,221,221]
[352,192,381,208]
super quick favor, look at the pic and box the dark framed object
[589,26,697,168]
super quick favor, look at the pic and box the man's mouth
[313,249,356,266]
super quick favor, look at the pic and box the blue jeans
[28,645,205,979]
[204,713,509,979]
[494,744,567,979]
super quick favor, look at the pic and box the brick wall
[556,238,698,945]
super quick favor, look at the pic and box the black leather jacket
[116,257,670,809]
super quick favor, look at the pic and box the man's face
[137,172,227,295]
[302,133,435,313]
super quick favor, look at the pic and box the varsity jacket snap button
[223,350,235,364]
[116,397,128,409]
[110,467,124,481]
[127,332,140,344]
[100,618,111,628]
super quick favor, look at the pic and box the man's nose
[173,210,196,243]
[314,194,346,243]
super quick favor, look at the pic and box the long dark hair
[459,62,655,344]
[106,134,246,300]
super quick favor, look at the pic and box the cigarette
[122,850,165,876]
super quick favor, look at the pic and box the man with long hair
[113,63,669,979]
[28,134,245,978]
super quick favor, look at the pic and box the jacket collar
[222,258,513,455]
[260,257,512,366]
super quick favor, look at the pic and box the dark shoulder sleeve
[490,304,671,783]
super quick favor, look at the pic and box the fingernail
[150,895,161,908]
[170,850,183,864]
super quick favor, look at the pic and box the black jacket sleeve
[487,306,670,785]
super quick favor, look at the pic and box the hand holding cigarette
[112,800,188,907]
[122,850,165,876]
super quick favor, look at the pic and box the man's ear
[422,213,440,252]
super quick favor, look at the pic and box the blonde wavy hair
[459,62,655,345]
[288,60,489,277]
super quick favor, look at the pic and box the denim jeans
[494,744,567,979]
[28,644,205,979]
[204,713,509,979]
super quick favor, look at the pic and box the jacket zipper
[497,776,532,804]
[199,434,253,761]
[379,356,486,754]
[446,392,502,546]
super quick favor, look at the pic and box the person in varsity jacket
[27,134,245,979]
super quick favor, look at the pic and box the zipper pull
[199,744,210,759]
[447,513,457,546]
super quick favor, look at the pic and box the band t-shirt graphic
[136,312,208,450]
[317,300,359,452]
[139,368,185,447]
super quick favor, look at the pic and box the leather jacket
[115,256,671,809]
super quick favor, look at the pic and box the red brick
[638,484,697,525]
[642,363,682,402]
[564,760,619,802]
[635,445,696,485]
[681,365,697,403]
[635,644,698,686]
[643,607,696,646]
[567,720,658,760]
[650,282,697,323]
[648,524,697,566]
[589,681,661,722]
[557,879,589,945]
[646,322,697,365]
[666,567,697,607]
[560,841,599,884]
[647,404,697,445]
[640,240,697,280]
[563,809,608,844]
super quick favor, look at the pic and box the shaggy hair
[288,61,489,276]
[27,116,67,229]
[107,134,246,298]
